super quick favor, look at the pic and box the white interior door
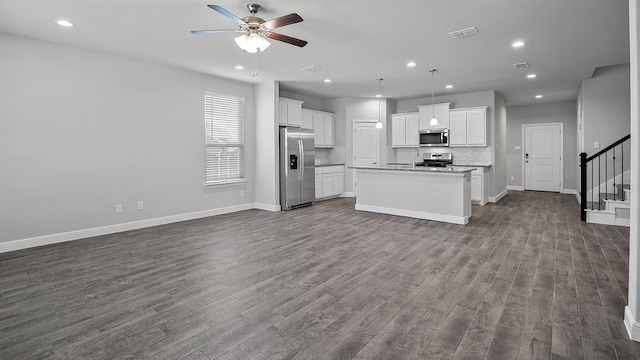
[354,122,379,167]
[353,121,379,195]
[524,124,561,192]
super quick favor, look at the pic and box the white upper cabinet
[391,113,419,147]
[449,106,487,147]
[278,97,304,127]
[302,109,335,147]
[418,102,451,130]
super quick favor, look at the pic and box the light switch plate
[514,145,522,151]
[594,141,600,149]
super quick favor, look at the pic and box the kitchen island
[350,165,475,224]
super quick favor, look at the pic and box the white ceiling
[0,0,630,106]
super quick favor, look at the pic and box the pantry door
[353,121,379,195]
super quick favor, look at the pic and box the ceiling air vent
[513,62,530,70]
[301,65,322,72]
[448,27,478,39]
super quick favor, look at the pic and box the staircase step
[616,184,631,201]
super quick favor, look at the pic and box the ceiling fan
[191,4,308,53]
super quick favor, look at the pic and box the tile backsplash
[392,146,492,165]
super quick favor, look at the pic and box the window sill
[204,179,247,188]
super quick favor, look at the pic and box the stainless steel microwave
[419,129,449,147]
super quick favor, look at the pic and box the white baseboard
[507,185,524,191]
[489,189,508,203]
[254,202,281,212]
[625,306,640,342]
[575,193,581,204]
[355,204,468,225]
[340,192,356,198]
[561,189,577,196]
[0,203,257,254]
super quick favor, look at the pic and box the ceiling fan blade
[191,29,240,35]
[262,13,303,30]
[207,5,245,26]
[266,32,308,47]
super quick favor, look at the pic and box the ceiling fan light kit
[191,3,308,53]
[234,33,270,53]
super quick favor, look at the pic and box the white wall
[493,93,508,198]
[254,81,279,211]
[0,33,256,244]
[625,0,640,342]
[506,101,578,191]
[581,64,631,152]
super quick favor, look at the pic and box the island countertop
[349,165,476,173]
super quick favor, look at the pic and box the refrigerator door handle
[298,140,304,181]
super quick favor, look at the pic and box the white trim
[355,204,469,225]
[489,189,508,203]
[254,203,281,212]
[340,192,356,198]
[522,123,564,192]
[575,193,581,204]
[0,203,256,254]
[561,189,578,195]
[507,185,524,191]
[625,306,640,341]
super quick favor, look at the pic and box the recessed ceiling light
[407,62,416,67]
[445,85,453,89]
[375,94,382,98]
[527,74,537,79]
[323,79,332,83]
[535,95,543,99]
[512,40,525,47]
[56,19,74,27]
[234,65,244,70]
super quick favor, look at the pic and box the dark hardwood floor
[1,191,639,359]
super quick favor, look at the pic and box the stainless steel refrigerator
[280,127,315,210]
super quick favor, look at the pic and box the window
[204,92,245,186]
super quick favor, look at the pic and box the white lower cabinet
[315,168,323,199]
[315,165,344,199]
[470,168,487,205]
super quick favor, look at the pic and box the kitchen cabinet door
[313,113,325,147]
[466,109,487,146]
[449,110,468,146]
[315,174,323,199]
[322,173,334,197]
[301,109,313,129]
[471,174,482,202]
[406,114,420,146]
[333,168,344,195]
[324,114,334,147]
[392,116,407,147]
[279,98,303,127]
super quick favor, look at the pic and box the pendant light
[376,78,384,129]
[429,69,438,126]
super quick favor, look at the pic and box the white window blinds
[204,92,245,185]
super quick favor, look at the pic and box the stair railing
[580,134,631,221]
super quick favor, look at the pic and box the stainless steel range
[415,152,452,167]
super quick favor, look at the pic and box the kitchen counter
[351,166,472,224]
[450,163,492,168]
[315,163,345,167]
[352,165,476,173]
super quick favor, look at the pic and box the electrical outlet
[510,176,515,181]
[240,190,244,197]
[116,204,123,214]
[137,201,144,210]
